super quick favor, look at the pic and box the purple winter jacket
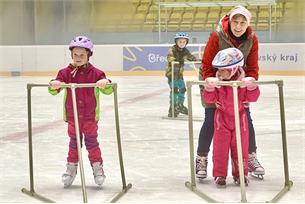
[49,63,112,122]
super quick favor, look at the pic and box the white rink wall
[0,43,304,73]
[0,45,123,72]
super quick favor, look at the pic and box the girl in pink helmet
[202,47,260,188]
[49,36,113,188]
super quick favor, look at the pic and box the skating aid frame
[184,80,293,203]
[169,61,201,119]
[21,83,132,203]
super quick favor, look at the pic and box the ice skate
[178,104,188,115]
[233,176,249,186]
[92,162,106,188]
[62,162,78,188]
[168,105,179,117]
[195,155,208,180]
[248,152,265,180]
[215,177,226,188]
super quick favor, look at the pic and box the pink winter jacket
[49,63,113,122]
[203,86,260,116]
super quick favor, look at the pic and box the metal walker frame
[21,83,132,203]
[184,80,293,203]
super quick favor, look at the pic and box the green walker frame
[21,83,132,203]
[184,80,293,203]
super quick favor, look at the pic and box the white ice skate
[62,162,78,188]
[92,162,106,188]
[195,155,208,181]
[248,152,265,180]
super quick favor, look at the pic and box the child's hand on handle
[96,79,110,89]
[49,80,63,90]
[242,77,257,91]
[204,77,219,92]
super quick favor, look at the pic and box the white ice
[0,75,304,203]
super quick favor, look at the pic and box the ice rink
[0,75,304,203]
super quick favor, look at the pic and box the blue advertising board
[123,45,204,71]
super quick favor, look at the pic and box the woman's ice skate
[195,155,208,181]
[248,152,265,180]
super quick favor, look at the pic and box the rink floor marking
[0,88,168,145]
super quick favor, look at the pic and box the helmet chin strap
[228,66,239,79]
[228,67,237,79]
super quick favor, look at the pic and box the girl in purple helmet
[202,48,260,188]
[49,36,113,188]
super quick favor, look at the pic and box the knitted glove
[96,79,110,89]
[204,77,219,92]
[242,77,257,91]
[49,80,62,90]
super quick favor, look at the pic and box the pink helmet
[69,36,93,53]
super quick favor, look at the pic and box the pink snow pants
[67,120,103,164]
[212,109,249,178]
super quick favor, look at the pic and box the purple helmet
[69,36,93,53]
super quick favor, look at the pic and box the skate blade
[234,181,249,186]
[196,175,207,183]
[196,174,207,179]
[250,172,264,180]
[216,184,226,188]
[63,182,73,188]
[95,176,106,187]
[97,184,103,189]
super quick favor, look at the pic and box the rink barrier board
[21,83,132,203]
[184,80,293,203]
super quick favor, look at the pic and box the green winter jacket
[48,63,113,122]
[165,45,197,80]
